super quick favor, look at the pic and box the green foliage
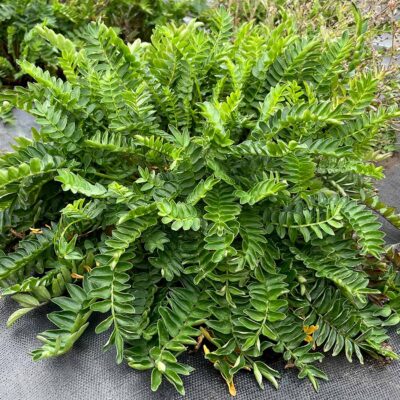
[0,0,75,86]
[92,0,208,42]
[0,0,208,88]
[31,281,95,360]
[1,10,400,396]
[0,227,53,281]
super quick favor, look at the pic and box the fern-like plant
[0,0,207,87]
[0,0,80,86]
[1,9,400,396]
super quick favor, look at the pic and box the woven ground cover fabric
[1,298,400,400]
[1,115,400,400]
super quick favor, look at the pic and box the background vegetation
[0,0,208,87]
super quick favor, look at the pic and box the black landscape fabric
[1,114,400,400]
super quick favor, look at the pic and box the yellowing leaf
[303,324,319,335]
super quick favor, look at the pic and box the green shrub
[0,0,207,87]
[1,9,400,396]
[0,0,81,86]
[94,0,208,41]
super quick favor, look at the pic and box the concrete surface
[0,109,38,152]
